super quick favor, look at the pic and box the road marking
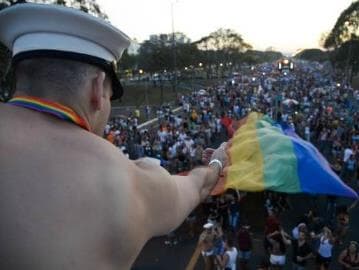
[185,245,201,270]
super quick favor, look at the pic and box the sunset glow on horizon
[98,0,354,54]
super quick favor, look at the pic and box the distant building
[149,32,190,46]
[174,32,191,44]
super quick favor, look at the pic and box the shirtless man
[0,4,227,269]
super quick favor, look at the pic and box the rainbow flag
[213,112,358,198]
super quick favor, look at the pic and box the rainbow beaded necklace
[7,96,90,132]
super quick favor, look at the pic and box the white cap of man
[0,3,131,100]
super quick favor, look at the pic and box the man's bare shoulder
[0,103,126,164]
[75,130,128,164]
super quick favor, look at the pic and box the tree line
[296,1,358,83]
[120,29,283,78]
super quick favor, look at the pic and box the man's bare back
[0,4,227,270]
[0,104,147,269]
[0,5,227,268]
[0,104,226,269]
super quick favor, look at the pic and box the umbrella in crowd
[198,89,208,95]
[282,98,299,106]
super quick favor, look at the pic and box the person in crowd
[306,210,325,236]
[237,224,253,270]
[335,200,358,244]
[292,231,313,270]
[228,195,241,231]
[338,241,359,270]
[212,223,225,266]
[342,154,358,184]
[217,195,229,229]
[292,223,307,240]
[264,209,281,253]
[264,192,274,214]
[312,226,336,270]
[219,237,238,270]
[199,222,216,270]
[267,229,292,269]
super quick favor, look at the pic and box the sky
[97,0,354,54]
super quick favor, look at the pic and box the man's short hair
[15,57,99,99]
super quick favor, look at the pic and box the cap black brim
[109,69,123,101]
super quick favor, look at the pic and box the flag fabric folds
[213,112,358,198]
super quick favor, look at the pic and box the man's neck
[12,91,93,132]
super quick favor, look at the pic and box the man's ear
[90,71,106,111]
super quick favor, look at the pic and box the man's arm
[132,146,226,238]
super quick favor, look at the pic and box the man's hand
[202,148,215,165]
[210,142,228,168]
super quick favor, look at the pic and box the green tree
[194,28,252,77]
[196,28,251,53]
[176,43,200,70]
[294,49,329,62]
[331,39,359,75]
[137,39,172,73]
[323,0,359,82]
[137,32,197,73]
[239,50,283,65]
[119,49,138,71]
[323,1,358,49]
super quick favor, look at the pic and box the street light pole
[171,1,177,96]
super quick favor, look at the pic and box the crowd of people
[105,60,359,269]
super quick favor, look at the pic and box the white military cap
[0,3,131,100]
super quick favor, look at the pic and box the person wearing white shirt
[179,131,187,142]
[158,129,168,143]
[184,137,194,150]
[344,147,353,163]
[312,227,335,270]
[175,116,182,127]
[220,238,238,270]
